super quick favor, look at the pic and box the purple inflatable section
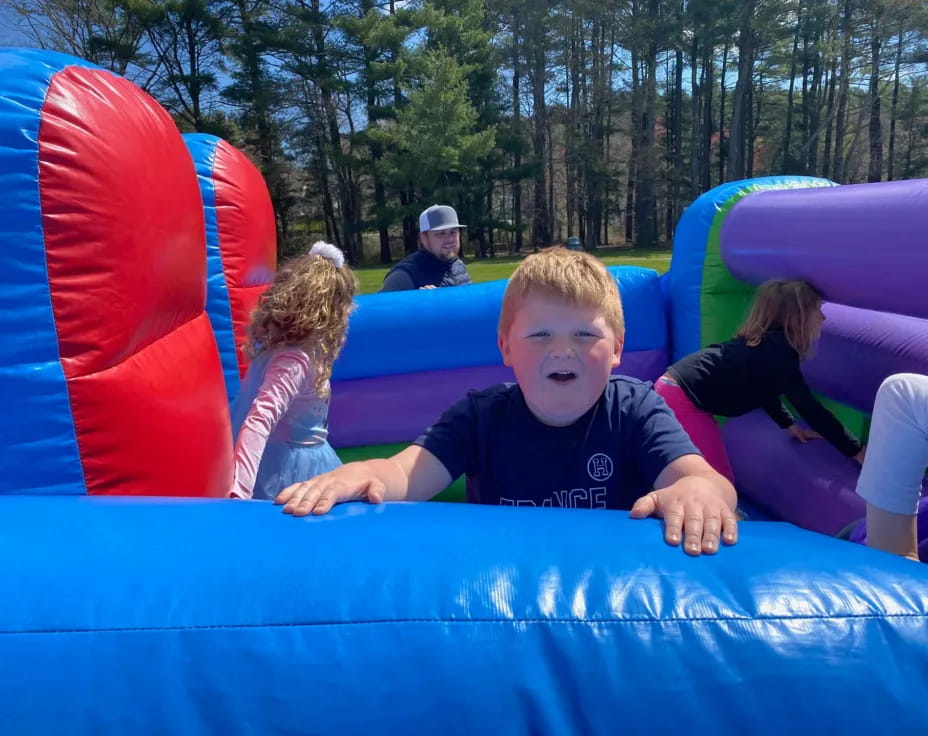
[329,348,669,448]
[722,411,865,535]
[725,412,928,537]
[803,303,928,413]
[720,178,928,319]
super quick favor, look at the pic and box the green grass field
[354,246,673,294]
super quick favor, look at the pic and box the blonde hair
[498,247,624,337]
[246,247,358,393]
[737,279,822,357]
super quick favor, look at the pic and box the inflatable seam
[37,92,89,496]
[4,612,924,634]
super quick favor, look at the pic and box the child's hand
[275,464,386,517]
[630,474,738,556]
[787,423,823,442]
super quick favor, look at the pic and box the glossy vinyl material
[666,176,834,361]
[721,178,928,319]
[184,133,276,405]
[67,314,232,497]
[328,349,669,448]
[41,67,207,376]
[804,302,928,414]
[0,49,101,494]
[726,409,928,537]
[0,495,925,734]
[0,48,231,496]
[333,265,668,381]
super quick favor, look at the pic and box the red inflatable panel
[213,140,276,375]
[67,315,232,497]
[40,68,206,376]
[37,66,231,497]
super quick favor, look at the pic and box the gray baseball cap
[419,204,466,232]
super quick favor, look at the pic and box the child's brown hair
[737,279,823,357]
[246,243,358,392]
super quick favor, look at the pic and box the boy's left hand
[630,456,739,556]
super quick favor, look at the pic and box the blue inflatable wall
[184,133,239,404]
[0,48,101,495]
[667,175,833,361]
[0,495,925,734]
[334,265,668,380]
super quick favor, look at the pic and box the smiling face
[419,228,461,262]
[498,292,623,427]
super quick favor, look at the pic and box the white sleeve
[230,351,314,499]
[855,373,928,515]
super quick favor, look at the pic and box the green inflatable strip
[699,179,835,349]
[698,178,869,442]
[335,442,467,503]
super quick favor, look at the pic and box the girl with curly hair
[229,242,357,500]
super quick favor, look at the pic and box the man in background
[379,205,473,292]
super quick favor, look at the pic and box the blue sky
[0,7,31,46]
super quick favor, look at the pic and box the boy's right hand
[275,464,386,517]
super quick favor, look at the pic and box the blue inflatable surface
[334,265,668,381]
[0,48,102,495]
[1,495,925,734]
[667,176,832,361]
[184,133,239,405]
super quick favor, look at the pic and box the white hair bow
[309,241,346,269]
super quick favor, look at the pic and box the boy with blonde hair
[277,248,738,555]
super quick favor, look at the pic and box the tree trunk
[728,3,754,181]
[398,187,413,253]
[531,40,550,249]
[701,46,714,193]
[587,17,606,249]
[800,16,810,173]
[634,0,659,248]
[672,31,683,237]
[547,116,556,242]
[689,37,701,199]
[782,2,802,172]
[486,183,495,254]
[566,21,578,238]
[625,42,640,242]
[887,26,903,181]
[867,16,883,183]
[806,20,824,173]
[363,33,391,264]
[512,15,523,254]
[603,23,617,247]
[747,66,756,176]
[821,57,838,178]
[718,42,729,183]
[834,0,853,181]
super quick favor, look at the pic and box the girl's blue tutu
[230,347,343,500]
[251,439,342,501]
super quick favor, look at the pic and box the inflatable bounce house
[0,48,926,734]
[666,175,928,550]
[184,133,277,405]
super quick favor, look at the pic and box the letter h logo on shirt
[587,453,613,482]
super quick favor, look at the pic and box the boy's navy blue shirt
[379,249,472,292]
[414,376,699,509]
